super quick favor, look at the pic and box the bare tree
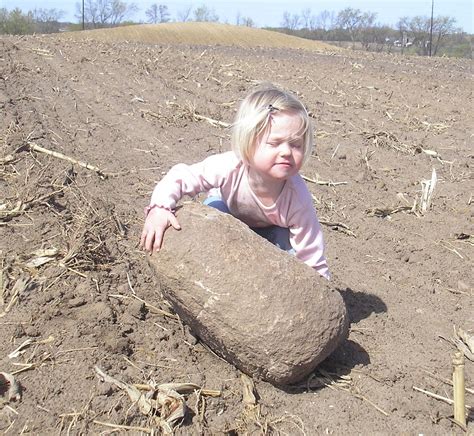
[358,11,378,49]
[32,8,64,33]
[177,5,192,22]
[407,16,432,55]
[396,16,410,53]
[300,8,311,30]
[315,10,335,31]
[146,4,169,23]
[281,11,300,30]
[336,7,363,43]
[193,5,219,22]
[431,16,457,55]
[235,12,254,27]
[75,0,137,27]
[371,25,393,52]
[109,0,138,25]
[241,16,254,27]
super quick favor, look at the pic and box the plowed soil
[1,32,472,434]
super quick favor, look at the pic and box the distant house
[394,37,413,47]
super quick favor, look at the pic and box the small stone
[12,325,26,338]
[157,330,170,341]
[96,383,114,397]
[128,299,147,320]
[102,332,132,355]
[457,280,470,292]
[184,327,199,345]
[79,302,114,323]
[67,297,87,308]
[24,326,41,337]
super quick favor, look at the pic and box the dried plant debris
[319,219,357,237]
[237,374,265,432]
[26,142,108,179]
[363,130,414,154]
[0,276,30,318]
[94,366,220,433]
[8,336,54,359]
[367,169,438,218]
[0,372,22,404]
[366,205,413,218]
[311,369,389,416]
[241,374,257,407]
[25,248,59,268]
[0,189,63,223]
[409,117,451,133]
[59,205,118,272]
[0,154,15,165]
[452,327,474,361]
[416,168,437,214]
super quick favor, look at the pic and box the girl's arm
[149,152,238,210]
[287,196,330,279]
[291,219,329,279]
[141,152,238,252]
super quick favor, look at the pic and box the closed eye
[289,140,303,149]
[267,140,303,148]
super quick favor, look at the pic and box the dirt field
[1,29,472,434]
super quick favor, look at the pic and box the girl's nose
[279,142,291,155]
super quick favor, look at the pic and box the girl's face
[250,111,305,183]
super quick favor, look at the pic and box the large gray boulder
[148,202,348,385]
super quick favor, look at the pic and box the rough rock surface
[148,202,349,384]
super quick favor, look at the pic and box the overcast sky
[3,0,473,32]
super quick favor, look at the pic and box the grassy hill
[64,22,339,52]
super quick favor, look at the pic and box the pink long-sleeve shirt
[150,151,329,279]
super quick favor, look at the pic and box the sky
[3,0,473,32]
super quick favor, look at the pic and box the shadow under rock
[337,286,387,324]
[324,338,370,367]
[323,286,387,369]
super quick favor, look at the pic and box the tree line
[0,3,470,58]
[278,7,464,57]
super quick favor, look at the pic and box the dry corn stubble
[1,28,472,435]
[94,366,220,433]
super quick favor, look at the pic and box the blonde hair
[231,85,313,165]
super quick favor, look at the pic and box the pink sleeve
[149,152,238,210]
[287,189,330,280]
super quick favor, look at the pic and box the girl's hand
[140,207,181,252]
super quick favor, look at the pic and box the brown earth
[0,32,472,434]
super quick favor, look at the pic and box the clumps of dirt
[1,33,473,433]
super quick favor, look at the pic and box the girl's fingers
[139,229,147,249]
[143,231,153,252]
[169,214,181,230]
[140,212,180,253]
[152,227,165,252]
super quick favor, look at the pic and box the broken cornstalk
[27,142,107,179]
[453,351,466,428]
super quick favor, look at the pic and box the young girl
[140,85,329,279]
